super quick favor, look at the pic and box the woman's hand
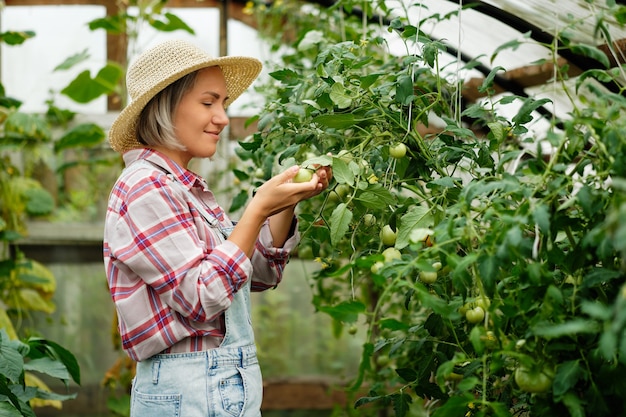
[229,165,332,257]
[252,165,332,218]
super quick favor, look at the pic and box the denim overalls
[127,160,263,417]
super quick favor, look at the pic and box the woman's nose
[213,106,230,126]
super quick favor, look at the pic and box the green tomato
[389,143,407,159]
[254,168,265,179]
[337,150,354,163]
[382,247,401,263]
[465,306,485,324]
[348,325,358,335]
[363,213,377,227]
[335,184,350,198]
[380,225,397,246]
[419,270,438,284]
[375,354,390,367]
[514,365,554,394]
[475,296,491,311]
[293,168,314,183]
[459,303,471,316]
[371,261,385,274]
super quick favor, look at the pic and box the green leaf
[313,113,356,129]
[354,394,384,409]
[561,391,585,417]
[488,121,507,142]
[355,186,396,210]
[54,123,106,152]
[23,358,69,381]
[395,74,414,105]
[423,42,441,68]
[580,301,612,321]
[392,392,412,417]
[106,394,131,416]
[31,388,76,402]
[149,12,195,34]
[431,394,474,417]
[302,155,332,168]
[238,135,263,152]
[553,360,583,396]
[88,14,126,34]
[396,205,433,249]
[569,43,610,68]
[532,319,600,339]
[269,69,301,85]
[480,66,506,93]
[581,268,622,289]
[0,333,25,383]
[532,203,551,234]
[491,37,523,61]
[0,398,26,417]
[511,97,551,129]
[329,82,352,109]
[360,73,384,90]
[23,188,54,216]
[60,64,123,103]
[329,157,353,185]
[229,189,249,213]
[53,49,90,71]
[576,69,614,92]
[477,255,499,294]
[395,368,418,383]
[54,123,105,152]
[0,31,36,46]
[469,325,485,355]
[4,112,51,143]
[329,203,352,246]
[28,339,80,385]
[317,300,365,323]
[379,318,410,331]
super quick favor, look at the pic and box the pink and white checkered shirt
[103,149,297,361]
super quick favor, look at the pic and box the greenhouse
[1,0,625,416]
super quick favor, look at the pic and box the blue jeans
[131,344,262,417]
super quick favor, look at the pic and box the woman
[103,39,331,417]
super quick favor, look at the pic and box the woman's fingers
[253,165,333,213]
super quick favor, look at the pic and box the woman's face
[167,66,230,167]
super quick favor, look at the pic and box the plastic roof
[380,0,626,132]
[396,0,626,65]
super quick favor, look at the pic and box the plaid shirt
[103,149,297,361]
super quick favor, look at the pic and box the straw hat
[108,39,262,153]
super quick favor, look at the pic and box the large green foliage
[238,1,626,415]
[0,329,80,417]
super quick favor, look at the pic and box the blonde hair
[136,70,200,151]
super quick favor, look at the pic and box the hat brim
[109,55,262,154]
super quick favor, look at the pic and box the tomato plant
[238,1,626,416]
